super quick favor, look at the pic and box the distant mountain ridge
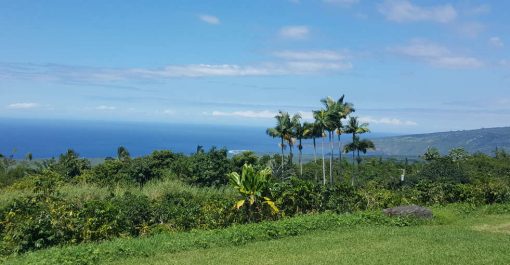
[371,127,510,157]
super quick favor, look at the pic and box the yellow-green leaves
[235,200,245,210]
[228,164,279,215]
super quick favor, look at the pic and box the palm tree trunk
[289,144,293,165]
[338,133,342,180]
[299,139,303,177]
[313,138,317,163]
[357,149,361,165]
[280,137,284,170]
[351,133,355,187]
[330,131,334,185]
[321,135,326,185]
[313,137,318,182]
[357,149,361,185]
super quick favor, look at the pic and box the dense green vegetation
[373,126,510,156]
[0,94,509,263]
[4,204,510,264]
[1,138,509,257]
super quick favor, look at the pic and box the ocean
[0,118,397,159]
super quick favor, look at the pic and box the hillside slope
[372,127,510,156]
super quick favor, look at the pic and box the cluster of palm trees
[266,95,375,186]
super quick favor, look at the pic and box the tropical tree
[321,95,355,184]
[267,111,292,170]
[304,122,322,182]
[344,136,375,185]
[287,113,302,164]
[344,116,370,186]
[313,109,330,185]
[117,146,131,162]
[356,138,376,165]
[320,97,340,184]
[228,164,279,221]
[292,115,306,176]
[423,147,441,161]
[334,95,355,177]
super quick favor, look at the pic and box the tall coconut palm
[345,136,376,165]
[286,113,301,165]
[344,116,370,186]
[117,146,130,162]
[304,122,322,182]
[266,111,292,170]
[320,97,340,185]
[320,95,355,184]
[313,109,329,185]
[293,115,306,176]
[344,136,375,185]
[356,138,376,165]
[334,95,355,179]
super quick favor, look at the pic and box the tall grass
[0,178,237,208]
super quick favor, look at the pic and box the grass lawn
[114,215,510,265]
[5,206,510,265]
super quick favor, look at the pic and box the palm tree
[344,116,370,186]
[267,111,292,170]
[117,146,130,161]
[293,115,306,176]
[334,95,355,178]
[287,113,301,165]
[304,122,322,182]
[320,95,355,185]
[356,138,376,165]
[320,97,340,185]
[344,136,375,185]
[313,109,329,185]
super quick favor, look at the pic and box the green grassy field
[5,205,510,265]
[111,215,510,265]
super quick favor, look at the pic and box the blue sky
[1,0,509,134]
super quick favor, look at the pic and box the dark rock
[383,205,433,219]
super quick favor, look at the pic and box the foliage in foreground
[6,203,510,265]
[3,210,431,265]
[0,145,509,255]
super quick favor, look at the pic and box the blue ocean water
[0,119,277,158]
[0,118,398,159]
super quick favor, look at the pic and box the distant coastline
[0,118,398,159]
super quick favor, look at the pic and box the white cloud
[378,0,457,23]
[390,40,483,69]
[162,109,175,115]
[6,102,39,109]
[359,116,418,126]
[489,37,504,48]
[131,62,350,78]
[273,50,346,61]
[457,22,484,38]
[1,48,354,82]
[285,61,352,72]
[279,26,310,40]
[323,0,359,6]
[210,110,277,119]
[208,110,315,120]
[96,105,116,110]
[198,14,220,25]
[297,111,314,120]
[1,59,352,82]
[431,57,483,68]
[464,4,490,16]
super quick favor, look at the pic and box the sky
[1,0,509,134]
